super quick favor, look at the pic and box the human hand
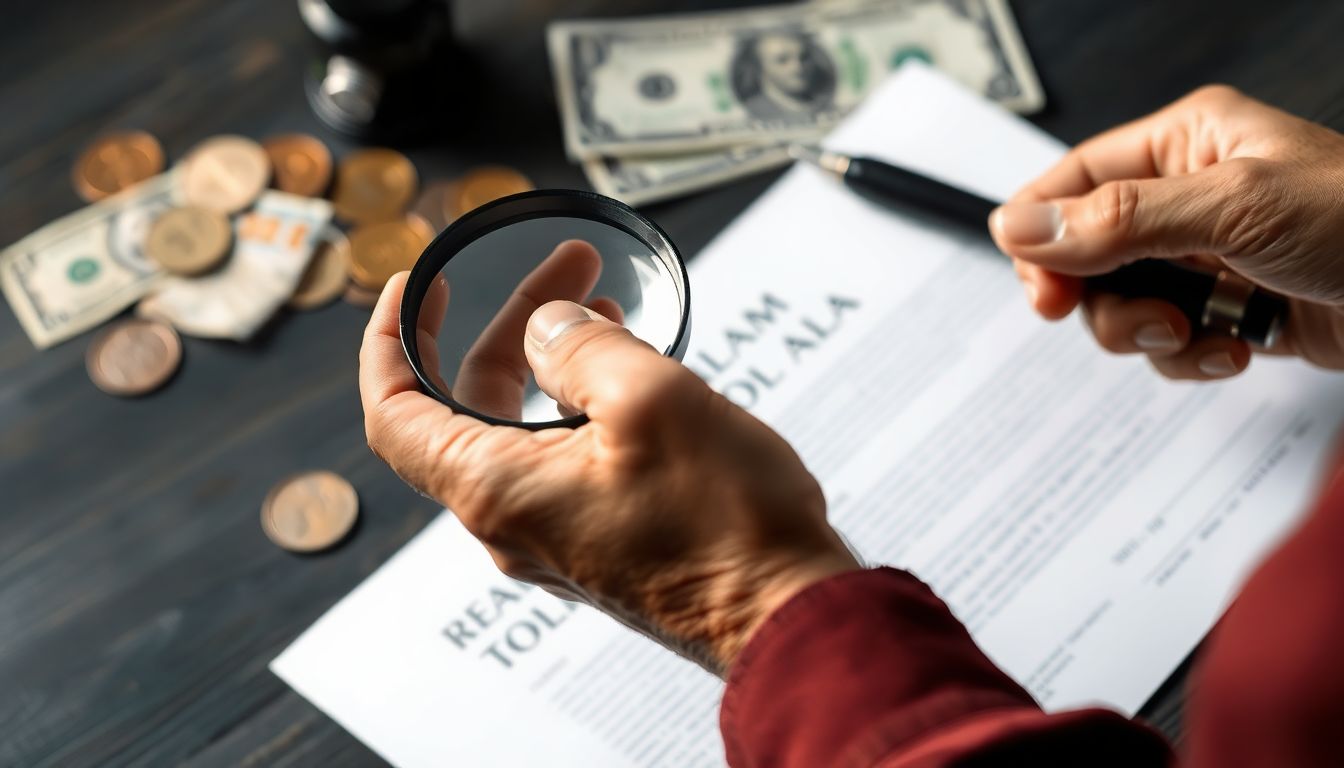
[360,243,859,675]
[990,85,1344,380]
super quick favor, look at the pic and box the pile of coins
[66,129,537,553]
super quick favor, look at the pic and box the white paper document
[273,65,1344,767]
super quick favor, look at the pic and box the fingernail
[1198,352,1238,377]
[1134,322,1181,351]
[993,202,1065,246]
[527,301,594,351]
[1024,279,1039,308]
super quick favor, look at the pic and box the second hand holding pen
[789,145,1287,347]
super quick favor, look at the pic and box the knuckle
[1211,159,1292,256]
[607,358,699,419]
[364,401,394,459]
[1091,179,1142,240]
[1188,83,1243,107]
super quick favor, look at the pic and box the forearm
[719,567,1173,767]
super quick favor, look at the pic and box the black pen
[788,145,1286,347]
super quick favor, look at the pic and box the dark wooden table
[4,1,1343,764]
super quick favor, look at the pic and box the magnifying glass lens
[406,195,688,429]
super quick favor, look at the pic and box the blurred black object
[299,0,456,140]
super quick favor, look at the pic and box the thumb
[990,160,1271,276]
[524,300,686,431]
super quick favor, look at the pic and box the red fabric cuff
[719,567,1034,767]
[719,567,1170,767]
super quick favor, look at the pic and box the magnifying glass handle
[1085,261,1287,348]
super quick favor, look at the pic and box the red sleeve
[1185,464,1344,767]
[719,567,1172,767]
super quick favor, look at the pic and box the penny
[452,166,533,218]
[288,228,351,310]
[347,215,433,290]
[72,131,165,202]
[145,206,233,275]
[262,133,333,197]
[261,470,359,553]
[180,135,271,213]
[331,148,418,225]
[85,319,182,397]
[342,281,382,309]
[411,179,460,232]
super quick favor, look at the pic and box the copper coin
[452,166,533,218]
[342,281,382,309]
[331,148,418,225]
[145,206,233,275]
[180,135,271,213]
[411,179,460,232]
[347,215,434,290]
[85,319,182,397]
[288,228,351,310]
[72,131,165,202]
[263,133,333,197]
[261,471,359,553]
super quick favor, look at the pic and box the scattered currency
[264,134,334,198]
[145,206,233,276]
[261,470,360,553]
[347,215,433,290]
[0,171,178,348]
[332,148,418,225]
[412,179,459,232]
[8,122,539,555]
[85,318,182,396]
[72,131,166,203]
[180,135,272,214]
[549,0,1043,204]
[288,227,351,311]
[138,192,333,340]
[452,166,535,217]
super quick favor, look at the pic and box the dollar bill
[583,142,799,206]
[138,192,332,341]
[549,0,1043,160]
[0,172,179,349]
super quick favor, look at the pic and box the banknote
[549,0,1043,160]
[0,172,178,349]
[583,142,798,206]
[138,192,332,340]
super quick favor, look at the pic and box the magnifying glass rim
[400,188,692,431]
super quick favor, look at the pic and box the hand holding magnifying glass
[362,267,859,674]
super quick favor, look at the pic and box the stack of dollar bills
[547,0,1043,206]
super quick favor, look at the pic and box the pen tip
[788,144,848,176]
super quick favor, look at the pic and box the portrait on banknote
[730,29,836,121]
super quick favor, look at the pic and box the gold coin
[263,133,333,197]
[411,179,460,232]
[331,148,418,225]
[342,281,382,309]
[347,215,433,290]
[288,228,351,310]
[180,135,271,213]
[72,131,165,202]
[452,166,533,218]
[145,206,233,275]
[86,319,182,397]
[261,471,359,553]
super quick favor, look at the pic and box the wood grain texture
[2,0,1342,764]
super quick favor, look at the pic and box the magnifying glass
[400,190,691,430]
